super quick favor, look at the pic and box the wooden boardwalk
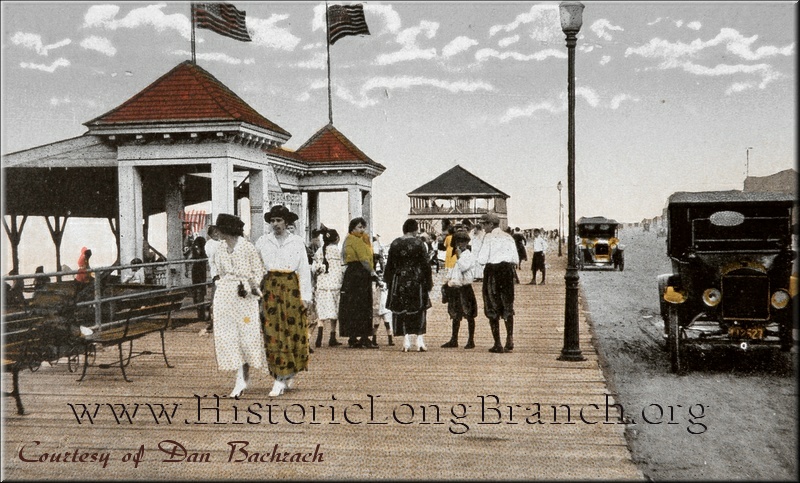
[2,251,644,480]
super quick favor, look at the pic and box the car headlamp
[771,290,790,309]
[702,288,721,307]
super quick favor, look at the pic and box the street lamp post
[557,181,563,257]
[746,147,753,178]
[558,1,586,362]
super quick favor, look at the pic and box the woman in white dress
[211,214,267,398]
[311,228,345,347]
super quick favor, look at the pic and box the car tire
[668,305,684,374]
[618,256,625,271]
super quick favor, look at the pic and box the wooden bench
[77,285,187,382]
[3,283,82,415]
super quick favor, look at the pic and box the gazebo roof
[84,60,291,140]
[293,124,384,169]
[408,164,509,198]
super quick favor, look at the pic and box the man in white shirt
[529,228,549,285]
[476,212,519,353]
[201,225,221,334]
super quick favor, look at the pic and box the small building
[406,164,509,234]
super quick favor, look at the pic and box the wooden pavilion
[2,61,384,279]
[407,164,509,234]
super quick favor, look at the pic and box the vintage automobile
[658,190,796,373]
[576,216,624,270]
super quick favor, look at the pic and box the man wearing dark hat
[255,205,312,397]
[209,213,267,398]
[476,212,519,353]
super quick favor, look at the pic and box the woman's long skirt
[337,262,373,338]
[213,279,267,371]
[260,271,309,379]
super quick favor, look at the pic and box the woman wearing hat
[256,205,312,397]
[210,213,267,398]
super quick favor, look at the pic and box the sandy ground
[580,227,798,481]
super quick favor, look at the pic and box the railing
[409,207,502,215]
[3,259,211,330]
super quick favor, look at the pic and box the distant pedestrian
[75,247,93,284]
[477,213,519,353]
[384,219,433,352]
[121,258,146,284]
[530,228,549,285]
[372,235,385,272]
[185,237,209,320]
[33,266,50,291]
[513,227,527,269]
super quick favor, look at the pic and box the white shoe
[285,376,295,390]
[229,379,247,398]
[269,380,287,397]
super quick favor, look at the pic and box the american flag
[194,3,252,42]
[327,4,370,45]
[181,209,208,236]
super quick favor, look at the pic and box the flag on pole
[327,4,370,45]
[194,3,252,42]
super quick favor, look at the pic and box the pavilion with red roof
[3,61,384,278]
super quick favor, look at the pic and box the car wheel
[618,257,625,271]
[668,305,684,374]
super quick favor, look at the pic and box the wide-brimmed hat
[264,205,299,224]
[214,213,245,236]
[480,212,500,225]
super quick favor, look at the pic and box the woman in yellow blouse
[338,217,379,348]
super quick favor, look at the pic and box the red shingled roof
[294,124,380,167]
[409,165,509,197]
[84,61,290,137]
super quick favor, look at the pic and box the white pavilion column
[211,159,234,223]
[164,175,185,287]
[117,164,144,267]
[362,190,373,236]
[249,169,266,242]
[347,187,363,222]
[297,192,308,241]
[307,191,320,241]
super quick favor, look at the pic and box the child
[441,230,477,349]
[372,273,394,346]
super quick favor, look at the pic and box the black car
[658,190,796,373]
[576,216,624,271]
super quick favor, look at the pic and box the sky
[1,1,797,274]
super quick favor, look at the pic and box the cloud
[376,20,439,65]
[499,99,564,123]
[488,4,560,44]
[590,19,623,41]
[294,52,327,70]
[83,4,190,39]
[725,82,755,95]
[442,36,479,57]
[600,55,611,66]
[335,75,495,108]
[296,79,328,102]
[624,28,794,91]
[609,93,639,109]
[498,35,520,48]
[674,20,684,28]
[19,58,71,73]
[50,97,71,106]
[475,48,564,62]
[576,86,600,107]
[171,50,255,65]
[80,36,116,56]
[647,18,663,26]
[10,32,71,56]
[687,21,701,31]
[248,14,301,50]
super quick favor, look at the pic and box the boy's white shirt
[447,248,475,287]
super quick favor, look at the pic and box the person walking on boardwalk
[185,236,209,320]
[529,228,549,285]
[512,227,528,270]
[210,214,267,399]
[441,230,478,349]
[75,247,93,284]
[384,219,433,352]
[311,227,345,348]
[477,213,519,353]
[256,205,312,397]
[338,217,379,349]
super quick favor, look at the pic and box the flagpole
[190,2,196,64]
[325,1,333,125]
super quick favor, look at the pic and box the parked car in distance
[658,190,796,373]
[576,216,624,271]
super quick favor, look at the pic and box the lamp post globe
[558,1,586,362]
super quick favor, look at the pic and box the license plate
[728,326,764,339]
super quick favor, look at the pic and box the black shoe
[441,340,458,348]
[348,337,358,348]
[488,345,504,353]
[388,335,395,346]
[504,345,514,353]
[329,335,343,347]
[362,338,378,349]
[464,340,475,349]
